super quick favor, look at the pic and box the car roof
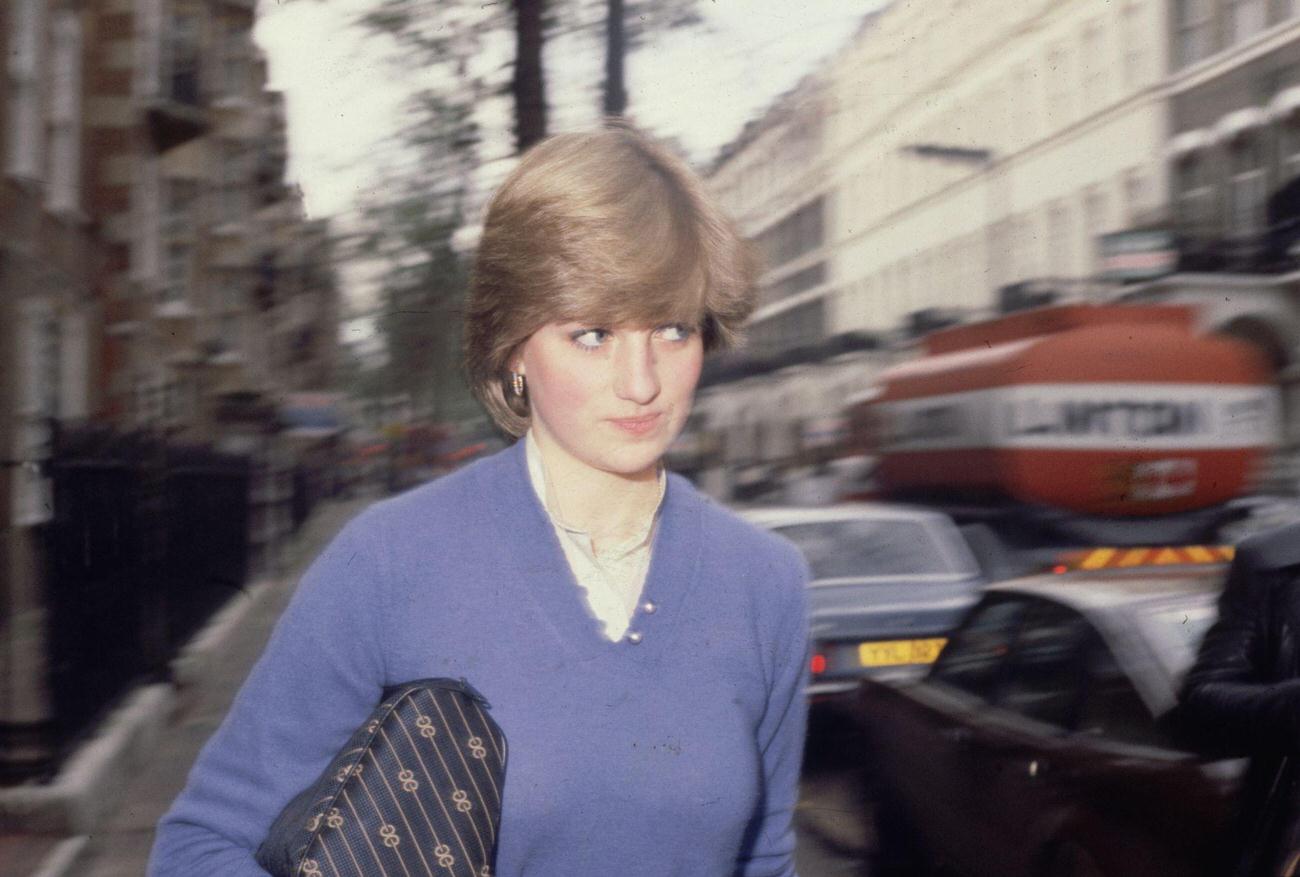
[986,566,1225,612]
[981,566,1227,715]
[739,502,954,528]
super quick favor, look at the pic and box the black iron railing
[43,427,251,755]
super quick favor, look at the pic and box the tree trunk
[512,0,548,151]
[603,0,627,117]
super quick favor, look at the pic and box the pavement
[0,493,377,877]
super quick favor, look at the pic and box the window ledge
[5,169,44,194]
[212,95,253,111]
[48,204,91,227]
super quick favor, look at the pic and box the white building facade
[709,0,1172,346]
[691,0,1180,501]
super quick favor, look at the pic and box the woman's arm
[736,547,811,877]
[1178,540,1300,757]
[148,516,389,876]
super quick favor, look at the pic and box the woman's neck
[529,430,661,545]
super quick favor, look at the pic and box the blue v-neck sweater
[150,441,810,876]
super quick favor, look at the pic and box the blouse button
[626,630,644,645]
[642,600,658,615]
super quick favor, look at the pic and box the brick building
[0,0,341,774]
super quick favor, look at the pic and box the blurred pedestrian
[149,124,810,876]
[1178,521,1300,877]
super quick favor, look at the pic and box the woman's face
[516,319,704,480]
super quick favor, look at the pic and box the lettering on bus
[1008,400,1208,439]
[892,404,967,445]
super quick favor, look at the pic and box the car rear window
[1145,603,1217,677]
[777,519,954,579]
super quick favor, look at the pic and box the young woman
[150,125,810,876]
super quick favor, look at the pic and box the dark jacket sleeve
[1178,540,1300,757]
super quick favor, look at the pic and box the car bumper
[806,666,928,701]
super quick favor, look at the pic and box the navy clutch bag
[256,678,507,877]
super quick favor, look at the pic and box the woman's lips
[608,413,662,435]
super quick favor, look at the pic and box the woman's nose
[613,336,661,405]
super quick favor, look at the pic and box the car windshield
[776,519,955,579]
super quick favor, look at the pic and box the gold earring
[511,372,525,397]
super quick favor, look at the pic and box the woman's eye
[657,323,695,342]
[570,328,610,350]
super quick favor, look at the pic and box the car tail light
[810,653,828,675]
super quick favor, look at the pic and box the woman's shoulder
[342,448,516,550]
[671,475,808,586]
[374,447,517,514]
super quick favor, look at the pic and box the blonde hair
[464,123,759,436]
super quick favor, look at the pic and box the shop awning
[279,392,347,439]
[1166,128,1213,158]
[1213,106,1268,143]
[1270,85,1300,120]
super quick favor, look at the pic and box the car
[741,503,984,699]
[856,565,1242,877]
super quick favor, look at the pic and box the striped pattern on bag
[256,678,507,877]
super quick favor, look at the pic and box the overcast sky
[254,0,874,223]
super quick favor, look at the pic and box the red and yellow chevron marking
[1056,545,1235,572]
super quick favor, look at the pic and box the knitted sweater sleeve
[736,545,811,877]
[148,517,389,876]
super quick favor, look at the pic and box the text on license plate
[859,638,947,668]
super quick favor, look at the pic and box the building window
[134,375,165,427]
[761,262,826,307]
[1279,119,1300,181]
[163,243,192,303]
[755,197,825,269]
[1227,140,1268,234]
[1121,2,1147,87]
[1047,202,1072,276]
[1084,187,1108,271]
[163,377,192,425]
[164,179,198,240]
[1018,214,1040,280]
[217,143,251,226]
[1123,168,1149,223]
[163,10,201,105]
[218,19,252,100]
[988,218,1013,289]
[1014,65,1035,148]
[1176,0,1215,67]
[1227,0,1268,43]
[1045,44,1071,130]
[6,0,45,181]
[1176,156,1217,235]
[1081,22,1106,110]
[962,235,981,303]
[137,156,163,281]
[224,276,250,314]
[218,314,242,354]
[47,9,82,213]
[749,300,826,354]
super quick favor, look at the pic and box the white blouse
[524,430,664,641]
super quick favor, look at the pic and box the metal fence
[44,427,252,753]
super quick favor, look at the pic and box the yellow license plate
[859,638,947,668]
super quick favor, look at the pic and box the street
[796,768,872,877]
[795,708,874,877]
